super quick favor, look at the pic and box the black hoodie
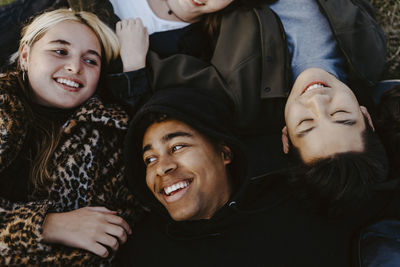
[117,87,400,266]
[117,169,400,266]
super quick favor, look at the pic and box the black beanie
[124,86,247,212]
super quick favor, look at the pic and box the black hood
[124,86,248,220]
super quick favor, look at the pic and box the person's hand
[42,206,132,258]
[116,18,149,72]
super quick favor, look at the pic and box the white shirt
[110,0,189,34]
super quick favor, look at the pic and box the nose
[305,93,332,116]
[156,155,177,176]
[65,57,82,74]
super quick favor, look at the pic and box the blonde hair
[11,9,119,193]
[16,8,119,65]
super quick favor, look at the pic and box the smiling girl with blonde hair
[0,8,140,265]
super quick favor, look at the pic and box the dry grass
[370,0,400,79]
[0,0,17,6]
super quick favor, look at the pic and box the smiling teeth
[305,83,325,92]
[164,180,190,195]
[57,78,80,88]
[193,0,205,4]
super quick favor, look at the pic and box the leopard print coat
[0,81,141,266]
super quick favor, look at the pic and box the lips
[54,77,84,92]
[160,178,193,203]
[301,81,329,95]
[162,179,192,196]
[191,0,205,6]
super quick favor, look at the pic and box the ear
[360,106,375,131]
[281,126,290,154]
[220,145,233,165]
[19,44,30,70]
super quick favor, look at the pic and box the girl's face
[168,0,234,22]
[20,20,102,109]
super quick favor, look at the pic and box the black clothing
[108,1,386,178]
[120,85,400,266]
[117,172,400,267]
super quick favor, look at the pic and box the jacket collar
[63,95,129,134]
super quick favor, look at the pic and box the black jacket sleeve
[106,68,149,112]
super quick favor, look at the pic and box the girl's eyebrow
[49,39,70,45]
[49,39,101,59]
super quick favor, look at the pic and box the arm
[35,106,140,263]
[0,199,102,265]
[106,68,149,110]
[116,18,149,73]
[33,107,143,264]
[106,18,150,110]
[0,88,131,264]
[0,197,132,265]
[42,207,131,258]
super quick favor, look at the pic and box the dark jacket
[106,1,386,177]
[147,0,385,128]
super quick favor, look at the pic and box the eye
[298,118,313,126]
[144,156,157,167]
[171,144,184,152]
[54,49,68,55]
[83,58,99,66]
[331,110,349,116]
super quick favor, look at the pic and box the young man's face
[142,119,232,221]
[284,68,368,163]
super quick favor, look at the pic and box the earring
[22,67,26,82]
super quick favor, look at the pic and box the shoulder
[0,75,28,172]
[63,96,129,134]
[0,74,25,111]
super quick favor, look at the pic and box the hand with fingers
[116,18,149,72]
[42,206,132,258]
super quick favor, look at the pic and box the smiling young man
[115,86,400,266]
[142,117,233,221]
